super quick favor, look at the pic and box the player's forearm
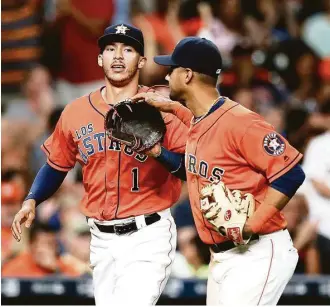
[245,164,306,235]
[171,103,193,127]
[25,163,68,205]
[243,187,289,236]
[155,147,187,181]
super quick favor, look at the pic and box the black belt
[210,234,260,253]
[94,213,161,235]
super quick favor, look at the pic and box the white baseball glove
[200,181,255,245]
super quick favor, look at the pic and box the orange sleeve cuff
[249,205,279,234]
[41,144,73,172]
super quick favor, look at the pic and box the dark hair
[29,222,57,243]
[1,168,31,189]
[297,0,324,23]
[155,0,170,16]
[285,107,309,134]
[2,169,25,181]
[47,107,64,132]
[320,100,330,114]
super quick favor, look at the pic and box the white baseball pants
[88,209,177,306]
[207,229,298,305]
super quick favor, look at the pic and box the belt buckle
[113,220,135,235]
[113,224,125,235]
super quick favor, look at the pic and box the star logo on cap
[115,24,129,35]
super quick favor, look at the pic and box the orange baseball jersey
[181,98,303,245]
[42,86,188,220]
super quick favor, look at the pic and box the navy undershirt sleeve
[155,147,187,181]
[270,163,305,198]
[25,163,68,205]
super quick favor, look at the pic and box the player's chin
[107,75,132,87]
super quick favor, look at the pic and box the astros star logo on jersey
[115,24,129,35]
[263,132,285,156]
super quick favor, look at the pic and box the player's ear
[138,56,147,69]
[185,69,193,84]
[98,54,103,68]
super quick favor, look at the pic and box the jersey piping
[194,103,240,245]
[42,144,72,170]
[88,90,106,119]
[115,150,122,218]
[267,152,302,182]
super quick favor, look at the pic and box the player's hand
[242,222,254,239]
[11,199,36,242]
[130,92,176,113]
[145,143,162,158]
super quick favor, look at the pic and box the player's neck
[103,79,139,105]
[186,87,220,117]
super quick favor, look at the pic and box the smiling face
[98,42,146,87]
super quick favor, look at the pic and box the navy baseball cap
[98,23,144,56]
[154,37,222,78]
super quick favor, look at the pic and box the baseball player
[131,37,306,305]
[11,24,189,306]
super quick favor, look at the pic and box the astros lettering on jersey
[42,86,188,220]
[180,98,302,245]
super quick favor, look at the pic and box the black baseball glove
[104,99,166,153]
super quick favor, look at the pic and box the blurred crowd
[1,0,330,279]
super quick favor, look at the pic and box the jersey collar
[192,96,227,125]
[87,87,111,118]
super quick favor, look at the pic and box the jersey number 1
[131,168,139,192]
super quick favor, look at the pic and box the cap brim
[98,34,144,55]
[154,55,176,66]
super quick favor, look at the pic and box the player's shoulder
[224,98,266,129]
[62,89,98,115]
[221,99,275,143]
